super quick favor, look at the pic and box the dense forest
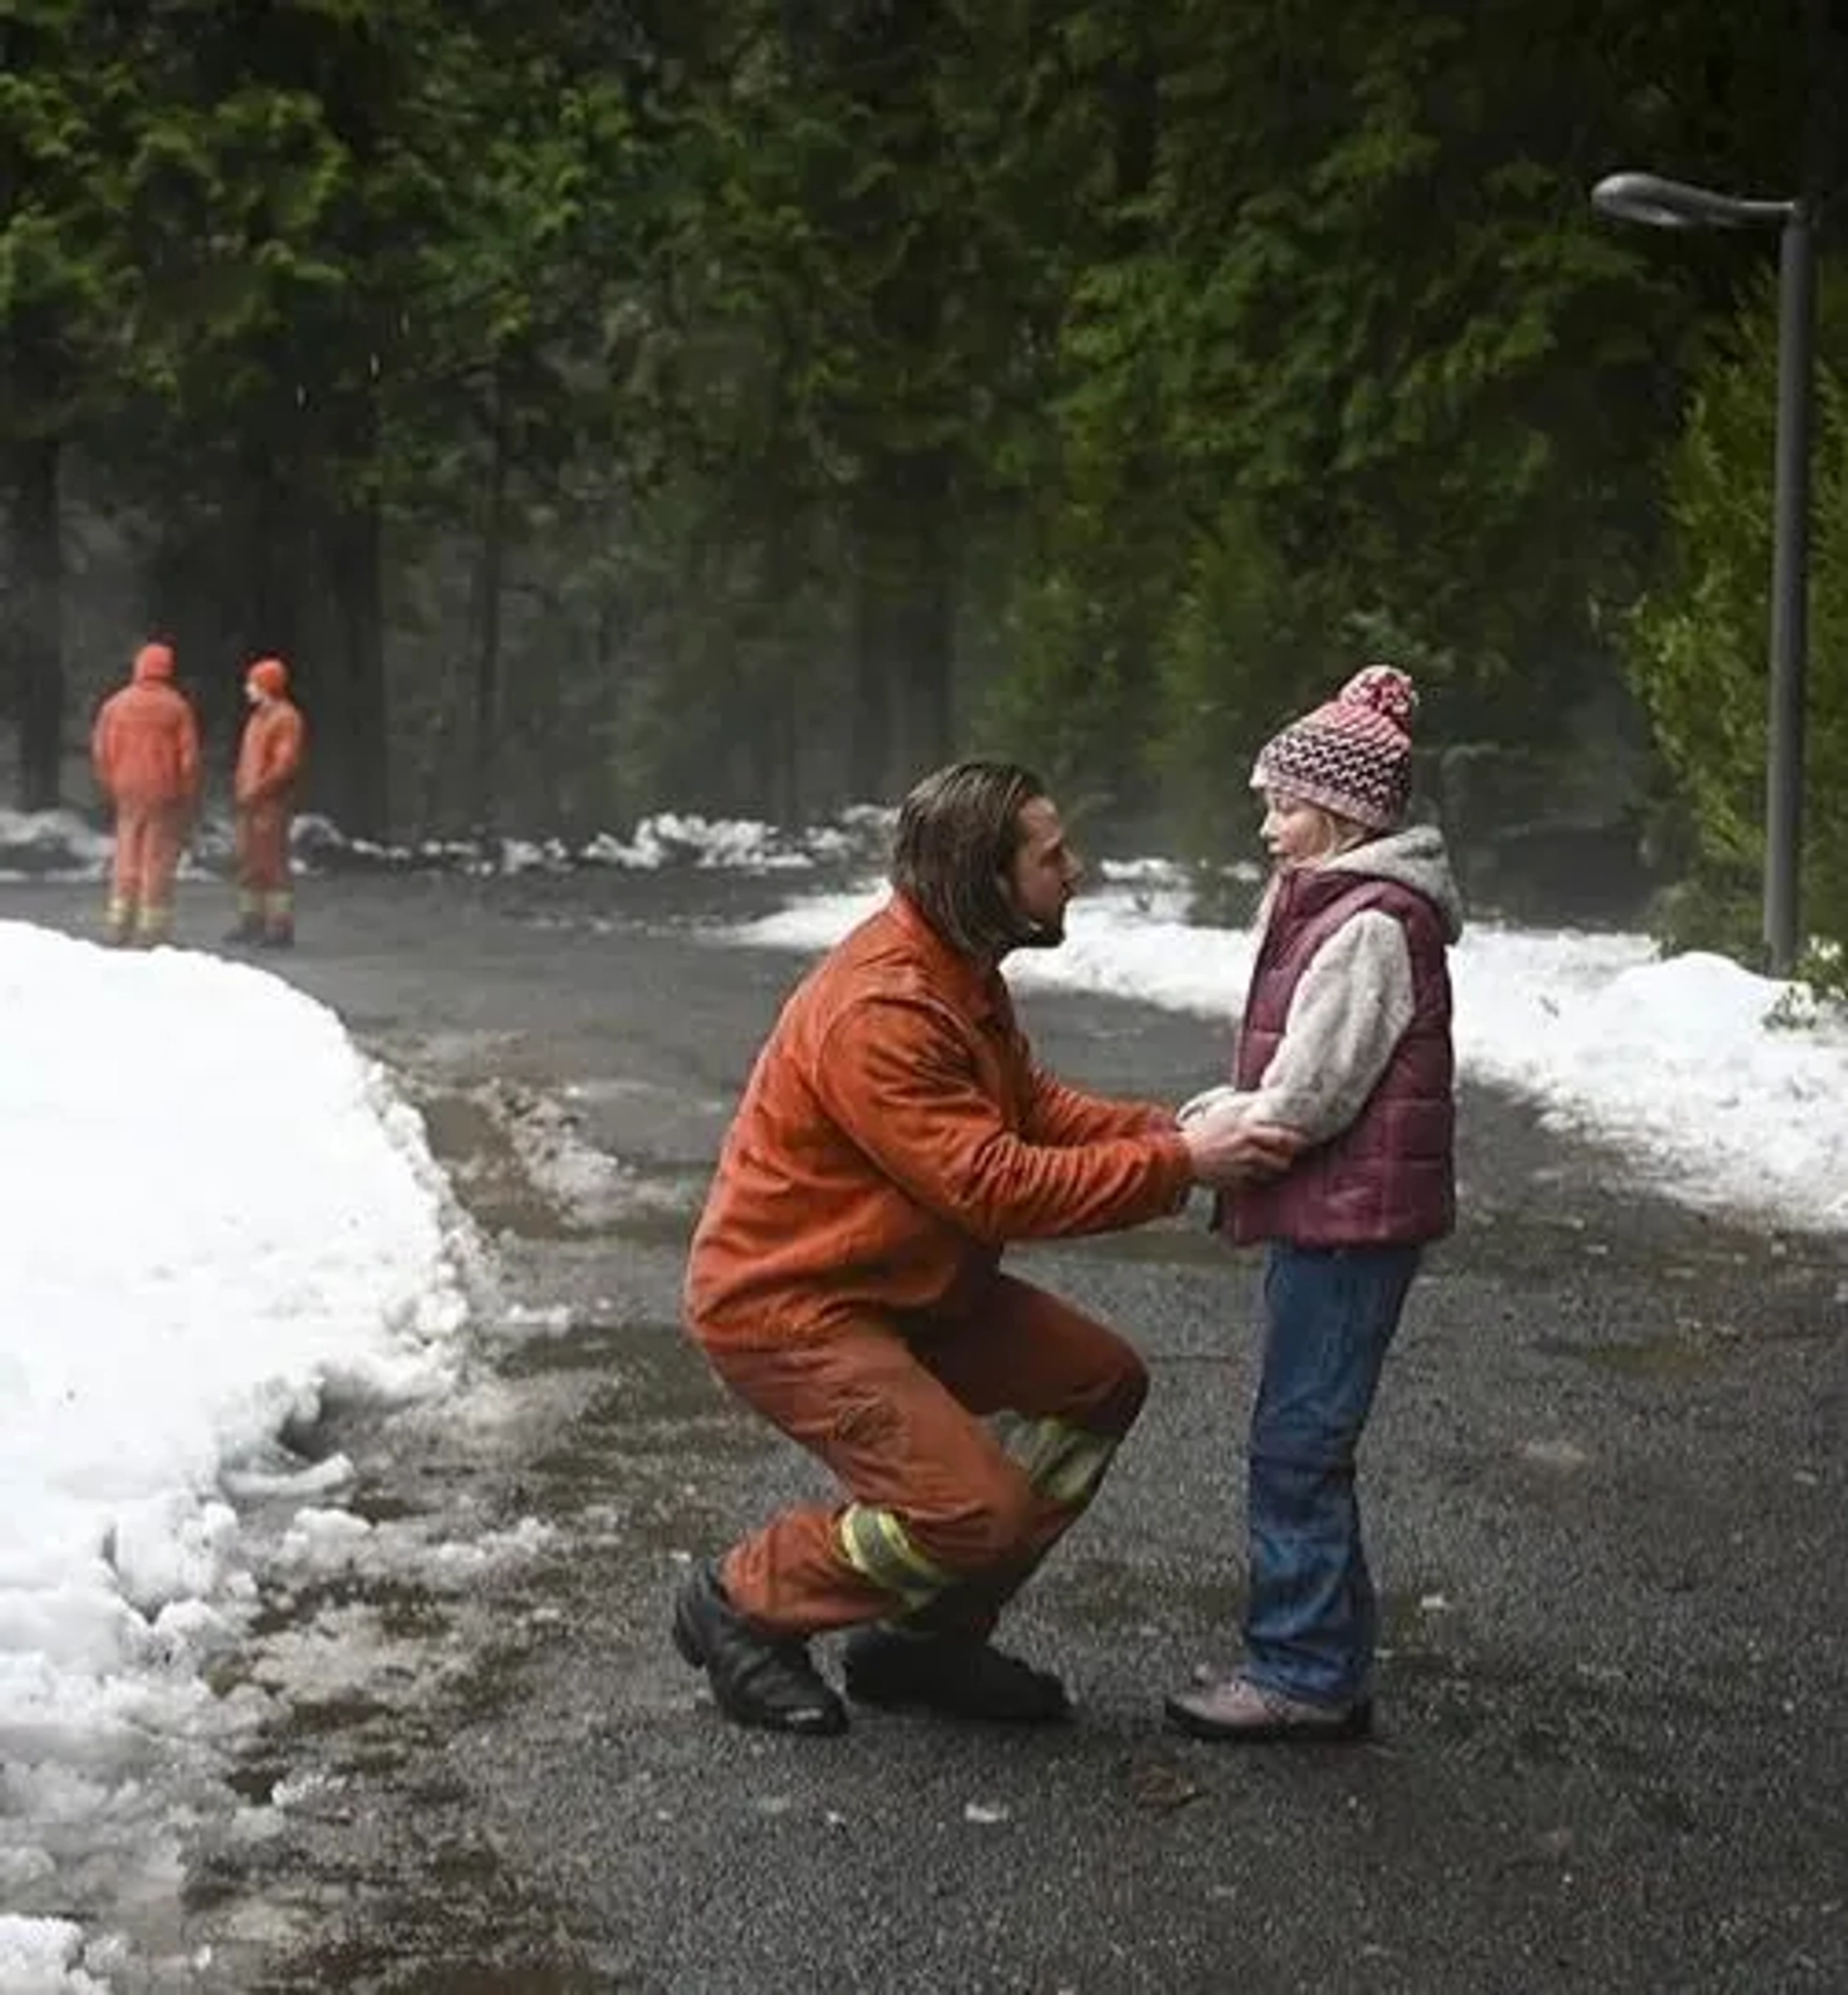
[1,1,1844,963]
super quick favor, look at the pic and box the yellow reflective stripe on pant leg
[837,1503,953,1609]
[264,889,294,920]
[992,1413,1119,1507]
[136,904,172,943]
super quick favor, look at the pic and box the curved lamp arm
[1592,170,1798,231]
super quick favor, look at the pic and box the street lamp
[1592,168,1815,977]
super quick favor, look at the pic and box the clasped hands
[1174,1084,1305,1189]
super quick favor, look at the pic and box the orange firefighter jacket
[684,891,1194,1350]
[235,697,306,808]
[90,655,201,808]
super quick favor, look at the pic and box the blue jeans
[1242,1241,1422,1708]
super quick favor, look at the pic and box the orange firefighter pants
[109,802,189,936]
[235,802,293,894]
[701,1273,1149,1640]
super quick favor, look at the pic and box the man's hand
[1181,1108,1306,1188]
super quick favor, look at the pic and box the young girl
[1166,664,1462,1743]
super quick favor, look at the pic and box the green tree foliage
[1628,271,1848,976]
[0,0,147,803]
[0,0,1840,955]
[1004,0,1763,810]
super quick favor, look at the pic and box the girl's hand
[1177,1084,1245,1126]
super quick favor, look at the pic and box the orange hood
[246,656,289,699]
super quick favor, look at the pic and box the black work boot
[672,1562,846,1736]
[258,919,295,950]
[842,1626,1070,1723]
[222,915,263,947]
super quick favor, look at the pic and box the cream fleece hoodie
[1182,825,1463,1147]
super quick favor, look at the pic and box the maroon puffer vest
[1216,869,1454,1247]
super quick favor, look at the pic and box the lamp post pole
[1591,170,1815,977]
[1764,203,1815,977]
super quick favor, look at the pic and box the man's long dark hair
[889,758,1047,961]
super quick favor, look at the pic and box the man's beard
[1009,906,1065,951]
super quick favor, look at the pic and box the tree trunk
[1801,0,1841,202]
[848,527,895,803]
[239,449,302,664]
[470,379,510,835]
[326,497,390,840]
[761,488,802,823]
[1110,17,1160,227]
[593,593,623,826]
[7,435,64,811]
[908,460,955,773]
[849,450,954,799]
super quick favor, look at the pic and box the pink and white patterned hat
[1249,665,1419,832]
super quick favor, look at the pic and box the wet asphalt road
[5,870,1846,1994]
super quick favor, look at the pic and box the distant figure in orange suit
[227,655,307,949]
[90,640,202,947]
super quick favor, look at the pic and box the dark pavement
[4,871,1843,1995]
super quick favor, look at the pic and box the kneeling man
[675,759,1301,1735]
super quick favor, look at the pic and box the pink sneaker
[1165,1673,1373,1743]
